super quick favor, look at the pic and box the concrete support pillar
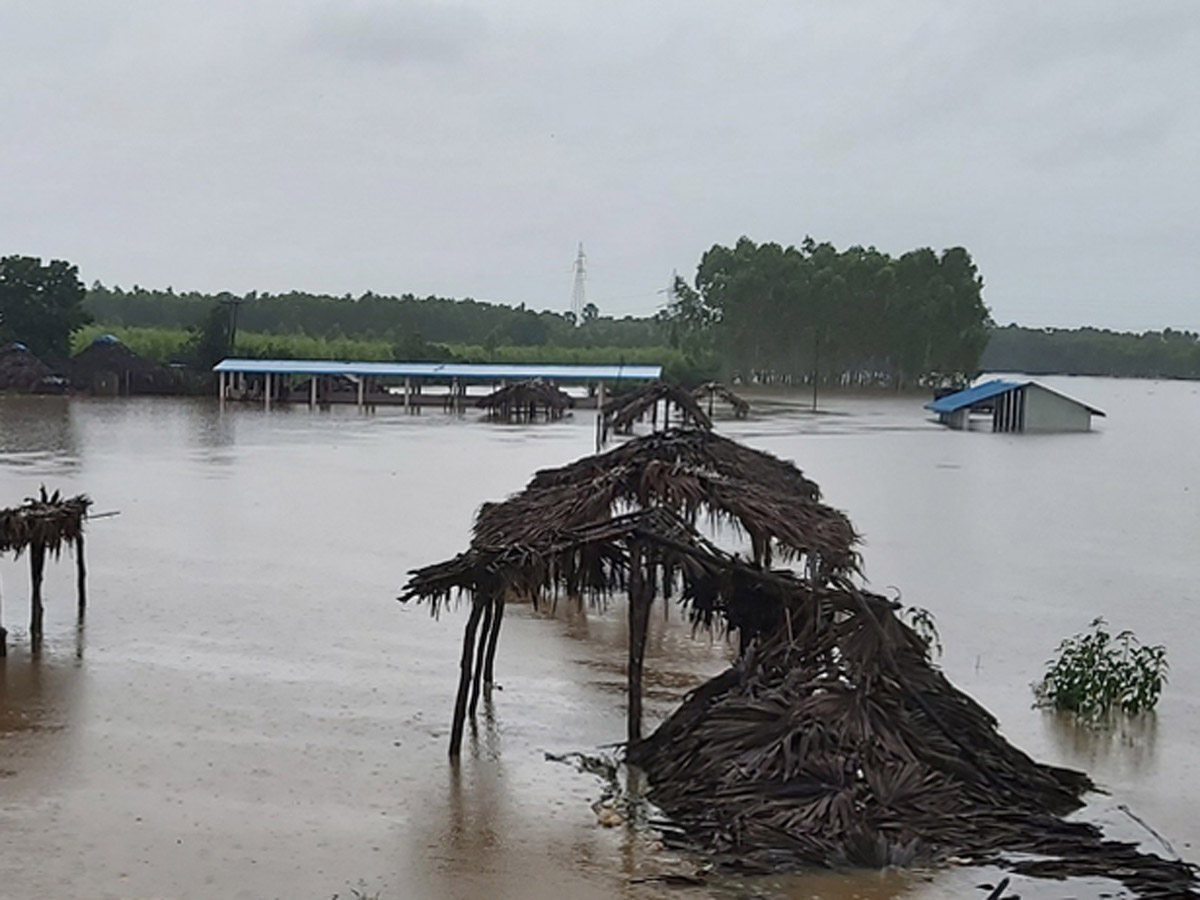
[310,375,317,408]
[265,372,272,411]
[356,377,365,409]
[404,376,411,412]
[218,370,226,409]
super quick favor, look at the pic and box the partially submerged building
[926,379,1105,433]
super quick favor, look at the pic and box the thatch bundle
[0,342,54,391]
[475,379,573,420]
[70,335,174,394]
[692,381,750,418]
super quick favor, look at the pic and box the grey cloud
[306,3,486,64]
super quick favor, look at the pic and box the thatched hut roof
[0,342,54,391]
[475,379,573,412]
[469,428,856,573]
[0,487,91,557]
[602,380,713,433]
[692,381,750,418]
[70,335,175,393]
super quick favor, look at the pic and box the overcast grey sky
[2,1,1197,330]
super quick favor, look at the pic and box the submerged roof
[925,379,1106,416]
[212,359,661,381]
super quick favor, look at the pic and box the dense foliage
[984,325,1200,379]
[0,255,91,359]
[658,237,992,387]
[1034,618,1168,719]
[84,284,660,350]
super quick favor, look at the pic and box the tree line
[982,325,1200,379]
[84,284,659,352]
[657,237,992,388]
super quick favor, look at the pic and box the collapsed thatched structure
[399,426,1198,896]
[70,335,174,395]
[0,487,92,653]
[476,379,574,421]
[0,342,56,392]
[692,381,750,418]
[599,380,712,447]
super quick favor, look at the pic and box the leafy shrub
[1034,618,1168,718]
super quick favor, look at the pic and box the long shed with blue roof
[926,379,1105,433]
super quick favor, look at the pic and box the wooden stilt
[449,598,486,757]
[627,542,652,746]
[76,534,87,619]
[469,599,494,717]
[30,543,45,643]
[482,594,505,686]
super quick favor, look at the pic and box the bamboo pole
[449,598,486,757]
[76,534,87,619]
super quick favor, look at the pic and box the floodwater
[0,375,1197,900]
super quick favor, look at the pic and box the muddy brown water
[0,376,1197,900]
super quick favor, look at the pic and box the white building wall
[1022,385,1093,432]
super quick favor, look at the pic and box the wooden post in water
[30,543,46,643]
[469,599,494,717]
[482,594,505,688]
[75,534,87,619]
[627,541,652,746]
[449,597,486,757]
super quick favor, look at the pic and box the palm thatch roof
[0,342,54,392]
[475,379,573,417]
[692,381,750,418]
[601,380,712,434]
[0,487,91,557]
[469,428,856,573]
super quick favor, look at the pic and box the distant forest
[85,284,658,350]
[80,251,1200,385]
[982,325,1200,379]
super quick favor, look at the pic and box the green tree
[0,255,91,359]
[186,303,232,369]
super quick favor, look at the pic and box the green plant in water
[1034,618,1168,719]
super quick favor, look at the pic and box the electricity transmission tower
[570,243,587,324]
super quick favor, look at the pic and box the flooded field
[1,376,1197,899]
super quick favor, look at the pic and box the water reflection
[0,394,79,472]
[1042,709,1161,776]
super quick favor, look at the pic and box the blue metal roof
[212,358,662,381]
[925,378,1106,416]
[925,379,1024,413]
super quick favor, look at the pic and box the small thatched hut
[70,335,175,395]
[399,427,1198,898]
[599,380,712,447]
[0,487,92,653]
[0,342,56,392]
[691,381,750,418]
[475,379,573,421]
